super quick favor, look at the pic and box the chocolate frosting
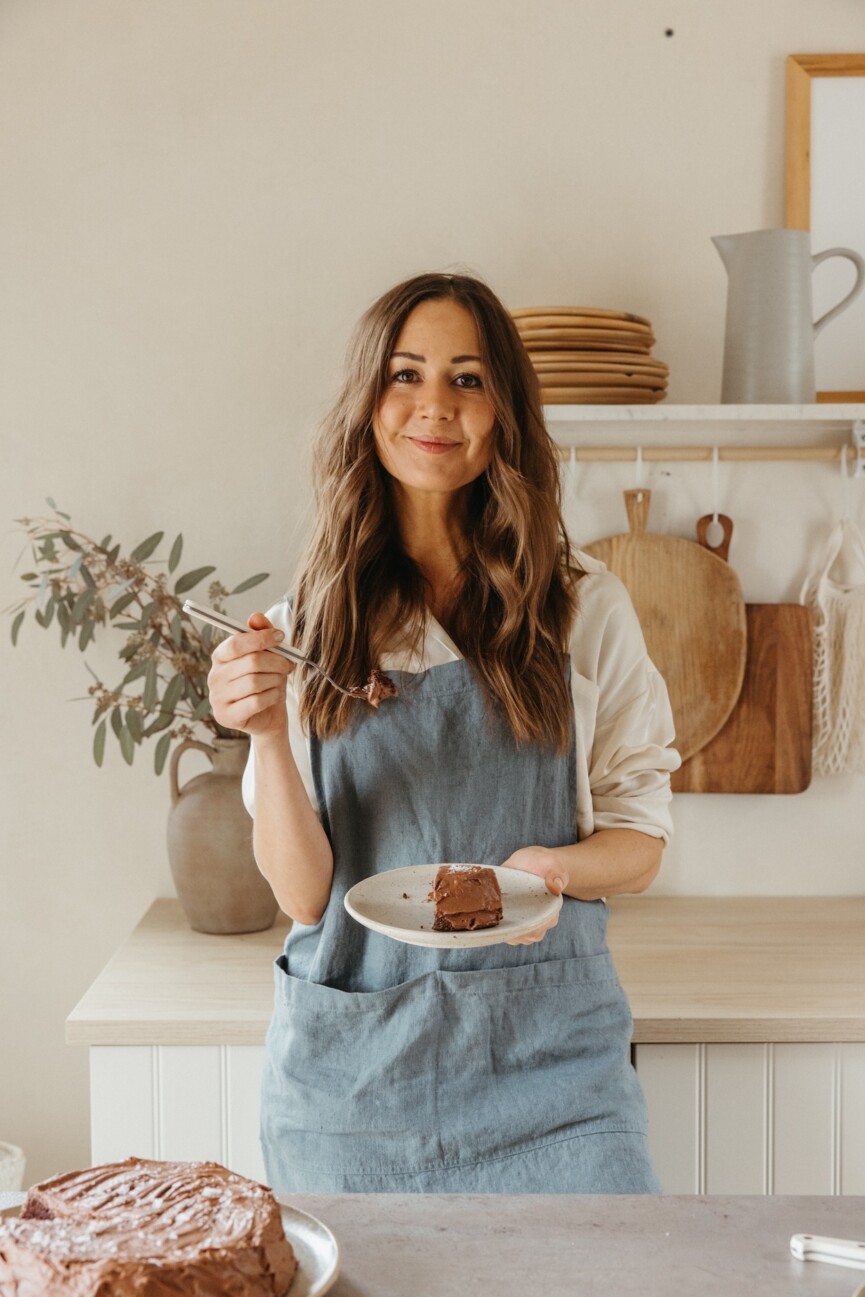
[0,1157,297,1297]
[430,865,503,931]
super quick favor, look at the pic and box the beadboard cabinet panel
[635,1043,865,1195]
[635,1044,700,1193]
[90,1045,265,1181]
[841,1044,865,1193]
[704,1044,767,1194]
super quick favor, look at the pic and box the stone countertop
[66,895,865,1046]
[284,1192,865,1297]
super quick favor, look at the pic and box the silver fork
[182,599,362,698]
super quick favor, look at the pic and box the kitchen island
[67,896,865,1195]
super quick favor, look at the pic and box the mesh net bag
[800,515,865,776]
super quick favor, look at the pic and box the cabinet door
[90,1045,266,1183]
[635,1042,865,1194]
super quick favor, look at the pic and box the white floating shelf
[543,403,865,424]
[544,404,865,470]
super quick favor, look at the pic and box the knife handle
[790,1233,865,1270]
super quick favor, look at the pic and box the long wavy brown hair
[291,271,584,752]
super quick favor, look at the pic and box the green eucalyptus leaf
[79,619,95,650]
[60,531,82,552]
[154,731,173,775]
[143,662,159,712]
[168,534,183,573]
[111,706,123,738]
[79,564,96,590]
[230,572,269,595]
[72,588,96,623]
[116,622,142,633]
[130,532,164,562]
[108,544,121,564]
[174,566,216,595]
[145,711,174,736]
[192,697,211,720]
[109,591,137,618]
[121,661,148,686]
[126,709,144,742]
[10,610,25,645]
[68,554,83,582]
[99,535,112,550]
[138,601,158,624]
[46,496,57,509]
[20,571,38,582]
[161,673,186,715]
[119,725,135,765]
[93,720,107,767]
[170,613,183,648]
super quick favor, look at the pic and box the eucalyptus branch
[7,499,270,775]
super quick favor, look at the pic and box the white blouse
[241,550,681,843]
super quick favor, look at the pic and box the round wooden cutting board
[581,491,747,761]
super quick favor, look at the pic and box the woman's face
[372,298,497,499]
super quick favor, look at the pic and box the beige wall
[1,0,863,1185]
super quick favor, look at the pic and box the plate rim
[278,1201,341,1297]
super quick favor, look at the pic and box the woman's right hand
[207,611,295,740]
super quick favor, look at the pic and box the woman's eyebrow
[391,351,482,363]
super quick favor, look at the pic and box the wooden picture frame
[785,54,865,402]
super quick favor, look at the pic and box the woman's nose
[418,379,455,419]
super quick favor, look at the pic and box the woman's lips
[407,437,460,455]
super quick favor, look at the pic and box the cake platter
[344,863,563,947]
[278,1203,341,1296]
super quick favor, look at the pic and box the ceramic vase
[167,736,278,934]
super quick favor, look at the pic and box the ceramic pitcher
[713,228,865,403]
[167,736,278,934]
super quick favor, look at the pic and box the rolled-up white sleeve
[240,596,320,820]
[570,563,681,843]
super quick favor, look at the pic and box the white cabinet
[636,1043,865,1195]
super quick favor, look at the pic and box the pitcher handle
[812,247,865,337]
[169,739,216,807]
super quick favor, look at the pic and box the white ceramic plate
[278,1203,340,1296]
[344,863,563,947]
[0,1195,338,1297]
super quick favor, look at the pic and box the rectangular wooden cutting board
[670,604,813,794]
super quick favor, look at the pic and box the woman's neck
[390,482,471,615]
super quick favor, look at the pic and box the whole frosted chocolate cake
[430,864,504,931]
[0,1156,297,1296]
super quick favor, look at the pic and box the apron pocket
[262,951,644,1181]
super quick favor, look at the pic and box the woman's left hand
[498,846,568,945]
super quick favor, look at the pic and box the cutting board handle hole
[696,513,734,561]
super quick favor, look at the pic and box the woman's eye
[455,372,483,388]
[392,369,417,383]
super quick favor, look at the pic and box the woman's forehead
[391,298,482,356]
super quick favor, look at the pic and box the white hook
[635,446,645,502]
[840,442,852,520]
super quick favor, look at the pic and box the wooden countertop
[284,1193,865,1296]
[66,896,865,1047]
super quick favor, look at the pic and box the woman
[207,271,680,1194]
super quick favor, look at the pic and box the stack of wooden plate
[510,306,668,403]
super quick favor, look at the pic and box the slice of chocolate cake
[429,864,503,932]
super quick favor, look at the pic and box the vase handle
[169,739,216,807]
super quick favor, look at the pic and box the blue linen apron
[261,656,660,1193]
